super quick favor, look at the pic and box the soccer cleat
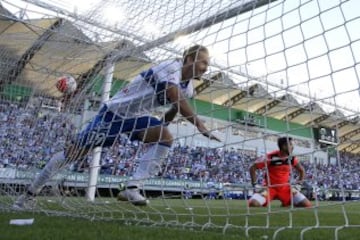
[117,188,149,206]
[13,193,36,210]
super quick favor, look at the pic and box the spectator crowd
[0,101,359,192]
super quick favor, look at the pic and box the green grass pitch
[1,198,359,240]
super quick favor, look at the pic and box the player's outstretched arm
[294,162,305,183]
[249,164,258,186]
[166,84,220,142]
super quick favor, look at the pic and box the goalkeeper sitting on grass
[14,44,220,208]
[248,137,312,208]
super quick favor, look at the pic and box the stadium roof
[0,11,152,98]
[0,5,359,154]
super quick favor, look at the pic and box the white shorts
[293,191,306,205]
[249,193,266,206]
[250,191,307,206]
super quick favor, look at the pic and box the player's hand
[253,184,264,193]
[252,184,268,196]
[197,124,221,142]
[161,119,170,126]
[202,131,221,142]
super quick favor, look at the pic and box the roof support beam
[333,115,359,129]
[255,99,280,115]
[222,84,258,107]
[75,41,130,91]
[340,128,360,143]
[194,72,222,95]
[255,95,289,115]
[333,120,349,129]
[282,108,306,121]
[7,18,64,83]
[305,114,330,126]
[343,143,360,152]
[282,102,316,121]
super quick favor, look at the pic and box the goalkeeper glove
[252,183,267,195]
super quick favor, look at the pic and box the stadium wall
[190,99,313,138]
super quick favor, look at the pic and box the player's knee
[160,128,173,146]
[249,199,261,207]
[162,136,173,146]
[300,199,312,208]
[295,198,312,208]
[293,192,311,207]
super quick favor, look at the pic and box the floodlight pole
[86,60,114,202]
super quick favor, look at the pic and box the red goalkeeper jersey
[254,150,298,186]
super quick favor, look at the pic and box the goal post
[0,0,359,239]
[86,60,114,202]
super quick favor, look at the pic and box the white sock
[128,143,170,188]
[28,151,67,195]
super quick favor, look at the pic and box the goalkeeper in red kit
[248,137,312,207]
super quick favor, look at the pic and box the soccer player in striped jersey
[248,137,312,208]
[14,45,220,208]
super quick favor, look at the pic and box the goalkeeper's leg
[248,187,272,207]
[279,187,312,208]
[118,124,172,206]
[292,190,312,208]
[248,193,267,207]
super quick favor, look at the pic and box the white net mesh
[0,0,359,239]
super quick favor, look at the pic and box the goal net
[0,0,359,239]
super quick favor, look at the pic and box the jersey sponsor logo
[269,154,295,166]
[272,160,284,165]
